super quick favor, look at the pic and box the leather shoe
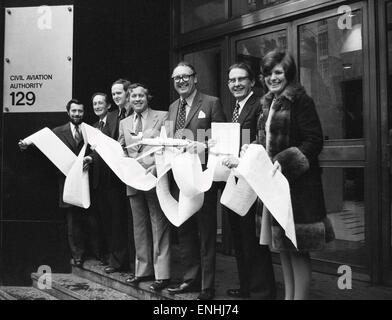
[149,279,170,291]
[99,259,108,266]
[167,281,200,294]
[126,275,153,285]
[197,288,215,300]
[74,258,83,268]
[227,288,250,298]
[104,266,120,274]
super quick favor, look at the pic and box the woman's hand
[222,156,240,169]
[83,156,93,171]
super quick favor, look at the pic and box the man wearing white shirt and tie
[224,62,276,300]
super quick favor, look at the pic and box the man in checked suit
[19,99,90,267]
[118,83,171,291]
[223,62,276,299]
[84,92,128,273]
[166,62,226,300]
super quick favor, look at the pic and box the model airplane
[126,127,207,161]
[126,127,206,149]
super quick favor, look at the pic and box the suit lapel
[184,91,202,128]
[106,111,118,139]
[166,99,180,137]
[62,123,77,151]
[238,93,257,125]
[144,109,159,133]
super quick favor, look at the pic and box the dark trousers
[65,206,87,260]
[95,185,128,269]
[177,183,218,291]
[226,204,276,299]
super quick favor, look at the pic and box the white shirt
[99,115,107,127]
[70,122,82,140]
[236,91,254,116]
[181,89,197,119]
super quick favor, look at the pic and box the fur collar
[262,83,306,106]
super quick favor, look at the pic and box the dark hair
[91,92,109,104]
[111,78,131,92]
[66,98,84,112]
[173,61,197,75]
[260,50,297,84]
[228,62,255,82]
[129,83,153,102]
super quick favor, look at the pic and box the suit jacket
[119,108,168,196]
[91,110,121,189]
[52,122,85,208]
[236,92,262,147]
[166,90,226,165]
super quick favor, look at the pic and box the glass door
[380,0,392,285]
[293,3,372,278]
[180,40,228,247]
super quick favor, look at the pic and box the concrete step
[31,272,137,300]
[0,286,57,300]
[72,259,201,300]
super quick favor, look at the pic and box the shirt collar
[182,89,197,108]
[134,107,149,120]
[237,91,254,108]
[100,115,107,124]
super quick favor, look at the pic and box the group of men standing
[19,61,276,300]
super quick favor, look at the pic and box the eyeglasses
[172,73,195,82]
[227,76,249,84]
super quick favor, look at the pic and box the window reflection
[181,0,226,33]
[235,30,287,96]
[312,168,366,267]
[299,11,364,140]
[232,0,295,18]
[184,47,221,97]
[387,2,392,251]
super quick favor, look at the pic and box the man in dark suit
[19,99,90,267]
[111,78,133,120]
[166,62,226,300]
[84,92,128,273]
[224,62,276,299]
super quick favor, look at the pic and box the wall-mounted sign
[3,5,74,113]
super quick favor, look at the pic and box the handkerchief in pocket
[198,110,206,119]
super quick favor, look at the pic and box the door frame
[379,0,392,285]
[291,1,379,282]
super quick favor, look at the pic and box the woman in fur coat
[222,50,334,300]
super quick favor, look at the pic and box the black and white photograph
[1,0,392,306]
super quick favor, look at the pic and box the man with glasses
[166,61,226,300]
[223,62,276,299]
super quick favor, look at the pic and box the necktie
[119,108,126,120]
[134,113,143,134]
[232,101,241,123]
[74,125,82,144]
[175,99,187,139]
[98,120,105,131]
